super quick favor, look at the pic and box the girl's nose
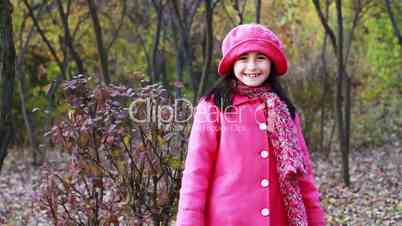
[246,60,257,71]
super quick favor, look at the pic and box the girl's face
[233,51,271,87]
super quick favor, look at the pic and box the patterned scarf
[234,81,308,226]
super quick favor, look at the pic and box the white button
[261,179,269,187]
[266,99,274,107]
[259,123,267,130]
[260,150,269,158]
[261,208,270,216]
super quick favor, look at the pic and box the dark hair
[205,69,297,119]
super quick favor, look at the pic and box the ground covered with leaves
[0,142,401,226]
[315,142,402,226]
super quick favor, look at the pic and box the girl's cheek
[233,64,244,72]
[261,62,271,69]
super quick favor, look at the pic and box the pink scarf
[234,82,308,226]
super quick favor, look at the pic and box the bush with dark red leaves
[38,75,192,226]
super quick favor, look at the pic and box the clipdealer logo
[128,97,266,133]
[128,97,193,123]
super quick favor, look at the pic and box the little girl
[176,24,326,226]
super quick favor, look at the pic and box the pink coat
[176,95,326,226]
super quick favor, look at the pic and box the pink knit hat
[218,24,288,76]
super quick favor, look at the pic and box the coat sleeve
[175,99,220,226]
[295,113,326,226]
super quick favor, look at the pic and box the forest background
[0,0,401,225]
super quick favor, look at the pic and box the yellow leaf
[158,135,166,146]
[116,160,127,174]
[111,149,121,158]
[123,136,130,146]
[68,109,75,120]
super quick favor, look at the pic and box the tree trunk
[335,0,350,187]
[158,50,168,88]
[319,0,330,155]
[175,45,184,99]
[171,20,183,99]
[87,0,110,84]
[150,0,164,83]
[16,28,42,166]
[233,0,244,24]
[313,0,367,186]
[23,0,67,123]
[312,0,338,53]
[384,0,402,47]
[319,33,329,154]
[0,0,16,172]
[18,77,41,166]
[255,0,261,23]
[22,0,66,80]
[345,75,352,183]
[169,0,201,97]
[196,0,214,101]
[56,0,85,74]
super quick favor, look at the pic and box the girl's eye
[257,55,267,60]
[238,56,248,61]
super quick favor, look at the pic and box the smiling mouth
[244,74,261,78]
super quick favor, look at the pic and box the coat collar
[232,94,261,106]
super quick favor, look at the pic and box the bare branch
[106,0,128,52]
[87,0,110,84]
[384,0,402,47]
[22,0,66,79]
[312,0,338,53]
[55,0,85,74]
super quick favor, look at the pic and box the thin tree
[334,0,350,187]
[55,0,85,74]
[22,0,67,106]
[312,0,372,186]
[232,0,247,24]
[256,0,261,23]
[150,0,167,83]
[384,0,402,47]
[169,0,203,98]
[196,0,214,100]
[313,0,349,185]
[0,0,16,172]
[319,0,330,156]
[22,0,69,157]
[87,0,111,84]
[16,23,42,166]
[106,0,127,52]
